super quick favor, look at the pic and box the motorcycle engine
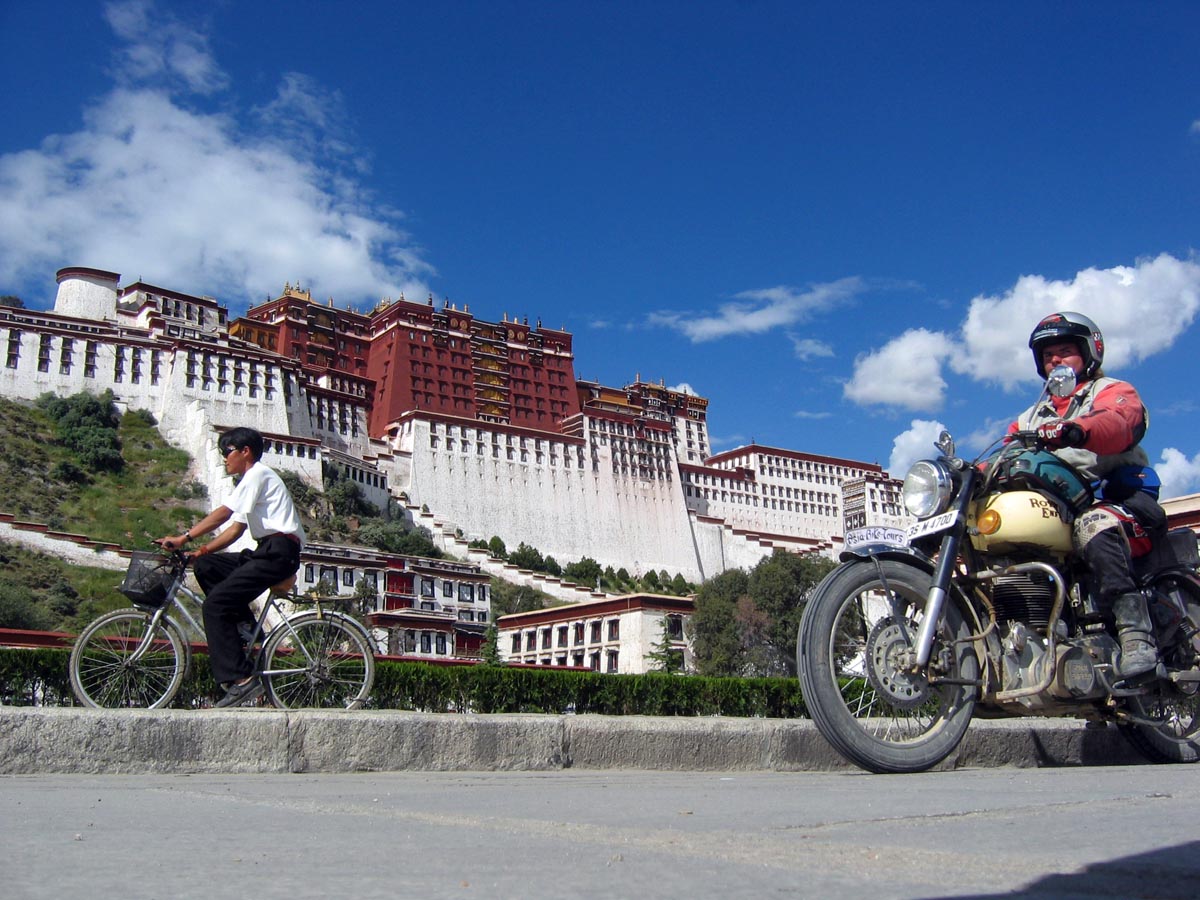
[990,569,1057,629]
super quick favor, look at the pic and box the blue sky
[3,1,1200,496]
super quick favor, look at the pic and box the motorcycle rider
[1011,311,1167,678]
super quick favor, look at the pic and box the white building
[497,594,694,674]
[3,265,891,590]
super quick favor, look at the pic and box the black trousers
[193,534,300,685]
[1081,492,1168,608]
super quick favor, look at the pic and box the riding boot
[1112,591,1159,678]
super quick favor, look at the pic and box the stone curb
[0,707,1147,774]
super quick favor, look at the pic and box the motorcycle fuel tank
[968,490,1073,555]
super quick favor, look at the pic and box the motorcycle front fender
[839,541,937,572]
[837,542,985,638]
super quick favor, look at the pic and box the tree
[325,473,379,518]
[357,520,442,558]
[489,579,546,615]
[479,623,505,666]
[36,390,124,474]
[543,555,562,577]
[487,535,508,560]
[690,552,834,677]
[747,551,835,676]
[691,568,749,677]
[352,575,379,616]
[564,556,601,587]
[0,295,24,309]
[671,573,690,595]
[508,542,544,570]
[0,576,54,630]
[646,618,685,673]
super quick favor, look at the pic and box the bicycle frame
[137,573,366,680]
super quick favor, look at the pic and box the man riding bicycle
[159,427,305,707]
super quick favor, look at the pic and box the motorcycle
[797,365,1200,773]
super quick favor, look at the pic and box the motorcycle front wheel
[797,559,980,773]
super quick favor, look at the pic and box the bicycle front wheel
[261,612,374,709]
[69,608,188,709]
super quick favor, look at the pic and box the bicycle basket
[119,551,183,609]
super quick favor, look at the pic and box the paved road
[5,765,1196,899]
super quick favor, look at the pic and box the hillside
[0,393,448,632]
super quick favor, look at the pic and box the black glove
[1037,419,1085,449]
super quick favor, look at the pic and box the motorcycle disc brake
[865,616,933,710]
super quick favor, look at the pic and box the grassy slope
[0,397,206,630]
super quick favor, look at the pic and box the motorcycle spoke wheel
[261,614,375,710]
[1120,688,1200,763]
[798,559,979,773]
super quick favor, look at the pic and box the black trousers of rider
[193,534,300,685]
[1081,492,1168,608]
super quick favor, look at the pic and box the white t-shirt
[225,461,306,549]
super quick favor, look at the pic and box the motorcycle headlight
[902,459,953,519]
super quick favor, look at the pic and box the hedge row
[0,648,808,717]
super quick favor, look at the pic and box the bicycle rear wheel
[69,608,188,709]
[261,612,374,709]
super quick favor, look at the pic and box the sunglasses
[220,445,243,458]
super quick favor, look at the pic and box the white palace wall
[390,417,717,582]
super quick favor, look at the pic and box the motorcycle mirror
[935,430,955,458]
[1046,364,1077,399]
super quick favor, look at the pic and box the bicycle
[69,549,376,710]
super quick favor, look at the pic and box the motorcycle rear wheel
[1120,686,1200,763]
[797,559,979,773]
[1119,585,1200,763]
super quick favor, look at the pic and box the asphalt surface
[5,765,1198,899]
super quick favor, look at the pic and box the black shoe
[1117,637,1159,679]
[215,676,264,708]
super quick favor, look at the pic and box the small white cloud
[650,277,863,342]
[668,382,698,396]
[1157,448,1200,500]
[793,410,832,420]
[843,328,955,411]
[887,419,948,479]
[789,335,834,361]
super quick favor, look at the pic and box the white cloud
[105,0,229,95]
[843,254,1200,412]
[668,382,698,396]
[842,328,955,411]
[0,0,431,313]
[1157,448,1200,500]
[649,277,863,342]
[887,419,948,479]
[789,335,834,360]
[954,254,1200,391]
[793,410,832,420]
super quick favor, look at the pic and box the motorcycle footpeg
[1111,663,1166,691]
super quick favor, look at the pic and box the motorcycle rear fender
[838,543,988,640]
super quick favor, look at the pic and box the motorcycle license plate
[906,510,959,542]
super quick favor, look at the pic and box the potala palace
[1,266,908,587]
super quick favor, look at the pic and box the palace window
[5,330,21,369]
